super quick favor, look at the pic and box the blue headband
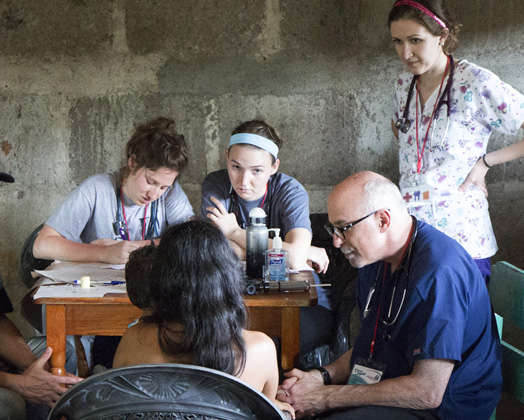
[228,133,279,159]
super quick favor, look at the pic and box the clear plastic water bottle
[246,207,268,279]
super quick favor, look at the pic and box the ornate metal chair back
[48,363,288,420]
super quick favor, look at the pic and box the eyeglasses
[324,210,381,240]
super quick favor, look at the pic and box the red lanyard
[415,56,450,173]
[232,183,269,229]
[120,188,148,241]
[368,223,415,359]
[259,184,268,208]
[369,264,388,359]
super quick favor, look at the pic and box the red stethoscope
[395,55,454,172]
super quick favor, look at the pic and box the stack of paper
[32,261,127,299]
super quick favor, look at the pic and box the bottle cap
[268,228,282,249]
[248,207,267,225]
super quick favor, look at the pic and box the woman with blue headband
[389,0,524,283]
[201,119,329,274]
[201,120,333,358]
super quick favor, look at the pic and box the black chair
[48,364,289,420]
[19,223,53,334]
[18,223,52,289]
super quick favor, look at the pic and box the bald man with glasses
[278,171,502,420]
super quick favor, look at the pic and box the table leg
[46,305,66,376]
[280,307,300,370]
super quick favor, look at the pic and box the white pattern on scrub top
[393,59,524,259]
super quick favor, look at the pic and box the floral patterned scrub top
[394,59,524,259]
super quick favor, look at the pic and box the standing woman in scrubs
[389,0,524,282]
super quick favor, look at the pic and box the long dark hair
[142,220,247,376]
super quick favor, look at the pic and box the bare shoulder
[122,322,156,343]
[242,330,277,364]
[242,330,276,352]
[113,322,159,368]
[239,330,279,396]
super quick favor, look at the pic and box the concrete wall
[1,0,523,335]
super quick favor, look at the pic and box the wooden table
[34,272,317,375]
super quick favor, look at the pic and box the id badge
[400,183,433,209]
[348,357,385,385]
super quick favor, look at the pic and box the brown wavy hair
[120,117,189,183]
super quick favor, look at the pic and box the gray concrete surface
[0,0,523,354]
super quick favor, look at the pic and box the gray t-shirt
[46,172,194,243]
[201,169,311,237]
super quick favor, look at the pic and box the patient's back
[113,321,278,398]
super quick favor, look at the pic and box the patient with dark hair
[124,244,157,311]
[113,220,294,418]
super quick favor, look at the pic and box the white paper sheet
[33,283,127,299]
[33,261,125,284]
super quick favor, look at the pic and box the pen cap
[268,228,282,249]
[80,276,91,288]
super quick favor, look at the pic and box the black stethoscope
[113,186,159,241]
[363,216,418,326]
[395,55,454,148]
[228,179,273,230]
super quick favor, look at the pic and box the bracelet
[482,154,492,169]
[150,239,155,246]
[314,366,332,385]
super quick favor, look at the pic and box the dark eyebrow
[230,159,265,169]
[392,34,423,40]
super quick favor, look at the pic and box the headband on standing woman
[394,0,446,29]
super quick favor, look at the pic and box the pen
[71,280,125,285]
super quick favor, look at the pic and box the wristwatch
[315,366,332,385]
